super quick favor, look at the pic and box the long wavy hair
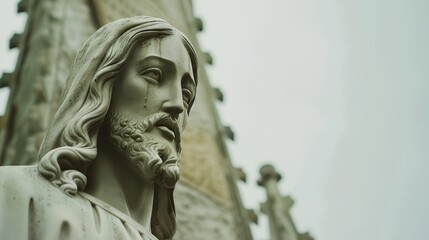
[37,16,198,239]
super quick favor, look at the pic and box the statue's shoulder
[0,166,89,239]
[0,165,47,193]
[0,165,40,180]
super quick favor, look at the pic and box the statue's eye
[182,88,193,108]
[141,68,162,84]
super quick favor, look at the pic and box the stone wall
[0,0,97,165]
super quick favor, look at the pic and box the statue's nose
[162,97,184,119]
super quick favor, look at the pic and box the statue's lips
[156,126,175,139]
[155,118,179,141]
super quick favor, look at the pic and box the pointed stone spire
[258,164,314,240]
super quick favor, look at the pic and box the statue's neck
[84,137,154,231]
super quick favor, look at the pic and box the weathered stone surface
[0,166,158,240]
[181,126,231,206]
[1,0,96,165]
[175,183,238,240]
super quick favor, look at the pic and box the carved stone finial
[204,52,213,65]
[234,167,247,182]
[194,17,204,32]
[9,33,21,49]
[17,0,28,13]
[300,232,315,240]
[258,163,315,240]
[223,125,235,141]
[257,164,282,186]
[0,72,13,88]
[282,195,294,211]
[213,87,224,102]
[246,209,259,224]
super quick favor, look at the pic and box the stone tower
[0,0,253,239]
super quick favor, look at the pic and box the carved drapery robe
[0,166,158,240]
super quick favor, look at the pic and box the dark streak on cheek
[144,84,150,108]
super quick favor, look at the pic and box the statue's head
[37,16,198,239]
[106,31,196,188]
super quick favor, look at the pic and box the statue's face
[107,34,196,187]
[111,34,196,130]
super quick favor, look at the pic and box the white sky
[193,1,429,240]
[0,1,26,112]
[1,1,429,240]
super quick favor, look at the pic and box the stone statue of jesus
[0,16,198,240]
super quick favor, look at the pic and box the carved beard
[106,112,181,188]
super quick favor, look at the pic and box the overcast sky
[1,1,429,240]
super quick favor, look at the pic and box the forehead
[135,34,193,74]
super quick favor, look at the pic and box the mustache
[107,111,181,152]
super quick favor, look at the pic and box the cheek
[121,76,148,101]
[112,75,150,114]
[180,113,188,130]
[142,83,163,113]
